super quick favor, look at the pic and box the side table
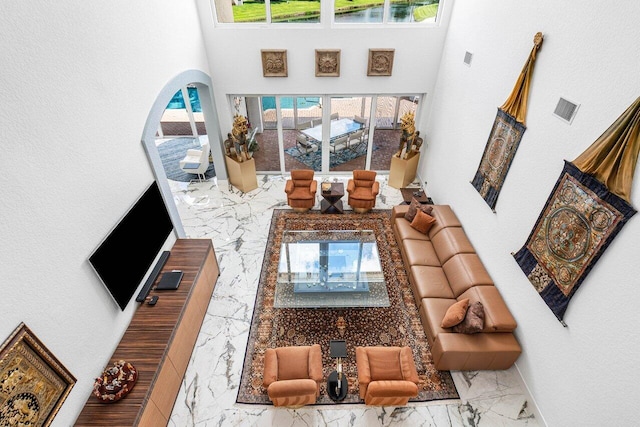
[327,340,348,402]
[321,182,345,214]
[327,371,348,401]
[400,187,433,205]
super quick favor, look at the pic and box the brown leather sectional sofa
[391,204,522,371]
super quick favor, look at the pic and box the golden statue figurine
[231,114,250,162]
[396,111,417,158]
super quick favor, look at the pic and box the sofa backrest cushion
[427,205,462,238]
[442,253,494,297]
[364,347,404,380]
[458,286,517,332]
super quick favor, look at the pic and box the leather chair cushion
[442,253,494,297]
[275,346,310,380]
[350,186,376,201]
[365,348,404,380]
[288,186,314,200]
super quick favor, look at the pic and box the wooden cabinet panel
[75,239,219,426]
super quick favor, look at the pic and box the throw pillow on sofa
[441,298,470,328]
[410,209,436,234]
[404,198,434,222]
[452,301,485,334]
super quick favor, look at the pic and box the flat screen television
[89,181,174,310]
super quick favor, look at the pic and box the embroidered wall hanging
[472,32,544,211]
[513,96,640,324]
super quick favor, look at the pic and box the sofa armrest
[309,180,318,195]
[263,348,278,387]
[371,181,380,197]
[284,180,294,195]
[399,346,419,383]
[355,347,371,398]
[308,344,323,383]
[347,179,355,193]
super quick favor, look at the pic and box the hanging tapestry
[513,96,640,324]
[472,32,544,211]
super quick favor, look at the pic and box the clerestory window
[212,0,440,25]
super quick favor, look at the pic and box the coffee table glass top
[275,230,390,308]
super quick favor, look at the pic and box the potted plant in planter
[247,128,259,159]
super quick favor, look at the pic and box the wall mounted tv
[89,181,174,310]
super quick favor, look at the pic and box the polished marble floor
[167,174,539,427]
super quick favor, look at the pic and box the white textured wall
[0,1,209,425]
[424,1,640,426]
[195,0,454,137]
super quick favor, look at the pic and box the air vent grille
[463,51,473,66]
[553,97,580,124]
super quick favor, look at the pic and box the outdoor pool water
[262,97,321,111]
[166,87,202,112]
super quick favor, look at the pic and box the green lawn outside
[232,0,438,23]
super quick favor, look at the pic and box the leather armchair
[285,170,317,212]
[347,170,379,213]
[263,344,323,408]
[355,346,419,406]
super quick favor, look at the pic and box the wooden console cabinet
[75,239,219,426]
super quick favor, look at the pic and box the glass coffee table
[275,230,390,308]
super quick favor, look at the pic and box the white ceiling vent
[463,51,473,66]
[553,97,580,124]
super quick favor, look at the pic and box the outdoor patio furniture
[329,134,350,153]
[179,140,210,182]
[296,132,318,154]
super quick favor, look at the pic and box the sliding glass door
[231,94,422,174]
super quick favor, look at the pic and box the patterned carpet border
[236,209,459,405]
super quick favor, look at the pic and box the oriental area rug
[236,209,459,405]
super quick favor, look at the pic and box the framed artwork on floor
[0,322,76,427]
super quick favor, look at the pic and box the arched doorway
[141,70,224,238]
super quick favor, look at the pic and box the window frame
[211,0,443,28]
